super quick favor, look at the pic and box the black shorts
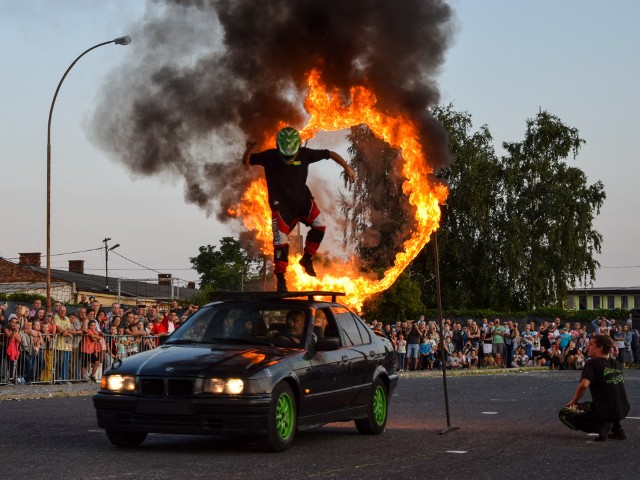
[85,352,100,366]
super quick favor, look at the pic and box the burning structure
[91,0,455,310]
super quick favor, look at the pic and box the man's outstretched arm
[328,151,355,183]
[243,141,257,166]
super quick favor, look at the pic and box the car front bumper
[93,393,272,435]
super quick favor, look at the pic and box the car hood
[107,343,294,377]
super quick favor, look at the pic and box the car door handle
[370,350,376,357]
[341,355,348,362]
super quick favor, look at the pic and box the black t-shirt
[540,334,551,349]
[407,326,422,345]
[453,330,465,349]
[581,357,630,421]
[250,147,330,208]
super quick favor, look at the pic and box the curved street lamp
[46,36,131,310]
[104,237,120,291]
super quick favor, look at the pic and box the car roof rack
[208,291,346,303]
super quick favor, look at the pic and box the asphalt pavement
[1,369,638,480]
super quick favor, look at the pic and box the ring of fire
[232,70,448,312]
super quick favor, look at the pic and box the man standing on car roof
[243,127,355,292]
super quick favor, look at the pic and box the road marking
[626,416,640,420]
[481,411,498,415]
[490,398,516,402]
[587,433,599,436]
[446,450,468,454]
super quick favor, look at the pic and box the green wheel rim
[275,392,295,440]
[373,385,387,426]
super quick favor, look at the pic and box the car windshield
[165,303,309,348]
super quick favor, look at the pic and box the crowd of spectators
[2,298,639,385]
[366,315,639,372]
[0,297,198,385]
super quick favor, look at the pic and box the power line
[2,244,199,288]
[3,247,103,261]
[111,250,163,274]
[53,268,196,271]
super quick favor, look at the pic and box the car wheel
[106,430,148,448]
[355,378,388,435]
[262,382,297,452]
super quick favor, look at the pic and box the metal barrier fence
[0,333,161,386]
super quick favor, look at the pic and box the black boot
[276,273,288,292]
[609,421,627,440]
[299,253,316,277]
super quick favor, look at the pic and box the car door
[332,307,373,408]
[301,308,352,417]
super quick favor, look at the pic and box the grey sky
[1,0,637,289]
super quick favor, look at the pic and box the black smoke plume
[91,0,454,230]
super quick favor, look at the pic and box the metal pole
[103,237,111,291]
[46,36,130,311]
[433,233,459,435]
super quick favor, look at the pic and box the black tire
[261,382,297,452]
[355,378,388,435]
[106,430,148,448]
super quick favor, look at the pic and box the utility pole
[103,238,120,291]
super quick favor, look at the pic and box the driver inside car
[272,310,306,347]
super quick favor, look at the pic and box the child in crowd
[31,320,45,382]
[511,346,530,368]
[419,335,431,370]
[396,334,407,372]
[483,353,495,368]
[467,347,479,368]
[114,326,130,360]
[40,321,54,382]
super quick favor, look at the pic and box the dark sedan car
[93,291,398,451]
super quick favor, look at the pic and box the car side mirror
[316,337,340,351]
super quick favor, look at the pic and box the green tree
[341,124,410,269]
[362,272,425,323]
[428,105,504,309]
[339,125,426,321]
[498,111,605,309]
[190,237,261,291]
[426,108,605,310]
[345,106,605,312]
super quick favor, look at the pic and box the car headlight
[102,375,136,392]
[203,378,244,395]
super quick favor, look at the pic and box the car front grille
[168,379,194,396]
[140,378,194,396]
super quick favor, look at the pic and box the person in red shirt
[150,315,168,336]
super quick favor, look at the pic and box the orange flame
[232,69,447,311]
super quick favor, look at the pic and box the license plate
[136,400,193,415]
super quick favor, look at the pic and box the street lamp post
[46,36,130,310]
[103,237,120,291]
